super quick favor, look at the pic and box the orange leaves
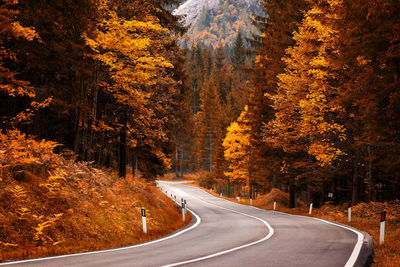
[10,21,39,41]
[0,130,60,175]
[33,213,63,246]
[223,107,251,184]
[83,0,172,107]
[308,142,345,167]
[265,0,348,167]
[40,169,67,196]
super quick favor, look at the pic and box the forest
[1,0,188,180]
[1,0,400,210]
[177,0,400,207]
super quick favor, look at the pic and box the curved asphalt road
[0,181,371,267]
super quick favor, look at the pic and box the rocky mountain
[174,0,262,47]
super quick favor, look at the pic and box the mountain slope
[174,0,262,47]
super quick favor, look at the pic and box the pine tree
[223,107,252,195]
[246,0,308,200]
[231,30,246,69]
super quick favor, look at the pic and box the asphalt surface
[1,181,370,267]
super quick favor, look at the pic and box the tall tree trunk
[289,184,296,208]
[175,145,179,177]
[118,110,127,179]
[334,175,339,205]
[352,159,358,204]
[73,108,82,155]
[208,136,212,172]
[366,144,375,202]
[180,148,184,177]
[131,151,136,179]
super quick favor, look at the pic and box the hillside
[0,131,190,261]
[175,0,262,47]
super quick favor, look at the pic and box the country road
[1,181,372,267]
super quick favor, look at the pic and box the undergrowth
[0,131,190,262]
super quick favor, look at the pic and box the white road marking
[188,184,366,267]
[312,218,364,267]
[0,188,201,266]
[161,186,274,267]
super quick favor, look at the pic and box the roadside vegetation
[0,131,190,262]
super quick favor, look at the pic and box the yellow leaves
[11,22,39,41]
[40,168,67,195]
[308,142,346,167]
[0,241,18,247]
[223,108,251,184]
[357,56,370,66]
[17,207,30,219]
[10,185,27,199]
[33,213,63,246]
[268,0,349,167]
[83,0,173,108]
[52,240,63,246]
[99,201,109,207]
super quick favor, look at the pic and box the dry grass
[0,131,191,262]
[189,178,399,267]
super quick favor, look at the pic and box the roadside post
[141,208,147,234]
[250,198,252,206]
[348,201,352,222]
[181,201,186,222]
[380,211,386,245]
[273,200,276,211]
[220,192,222,197]
[309,200,313,215]
[184,200,187,214]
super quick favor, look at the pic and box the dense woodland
[1,0,188,180]
[1,0,400,208]
[177,0,400,206]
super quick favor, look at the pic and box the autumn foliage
[0,131,189,261]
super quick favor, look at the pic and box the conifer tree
[231,30,246,69]
[223,107,252,195]
[246,0,308,199]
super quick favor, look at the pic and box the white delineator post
[309,201,313,215]
[348,201,352,222]
[250,199,252,206]
[182,202,186,222]
[380,211,386,245]
[220,192,222,197]
[141,208,147,234]
[273,201,276,211]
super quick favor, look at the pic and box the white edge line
[311,218,364,267]
[178,183,365,267]
[161,189,274,267]
[0,189,201,266]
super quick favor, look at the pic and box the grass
[183,178,400,267]
[0,131,191,262]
